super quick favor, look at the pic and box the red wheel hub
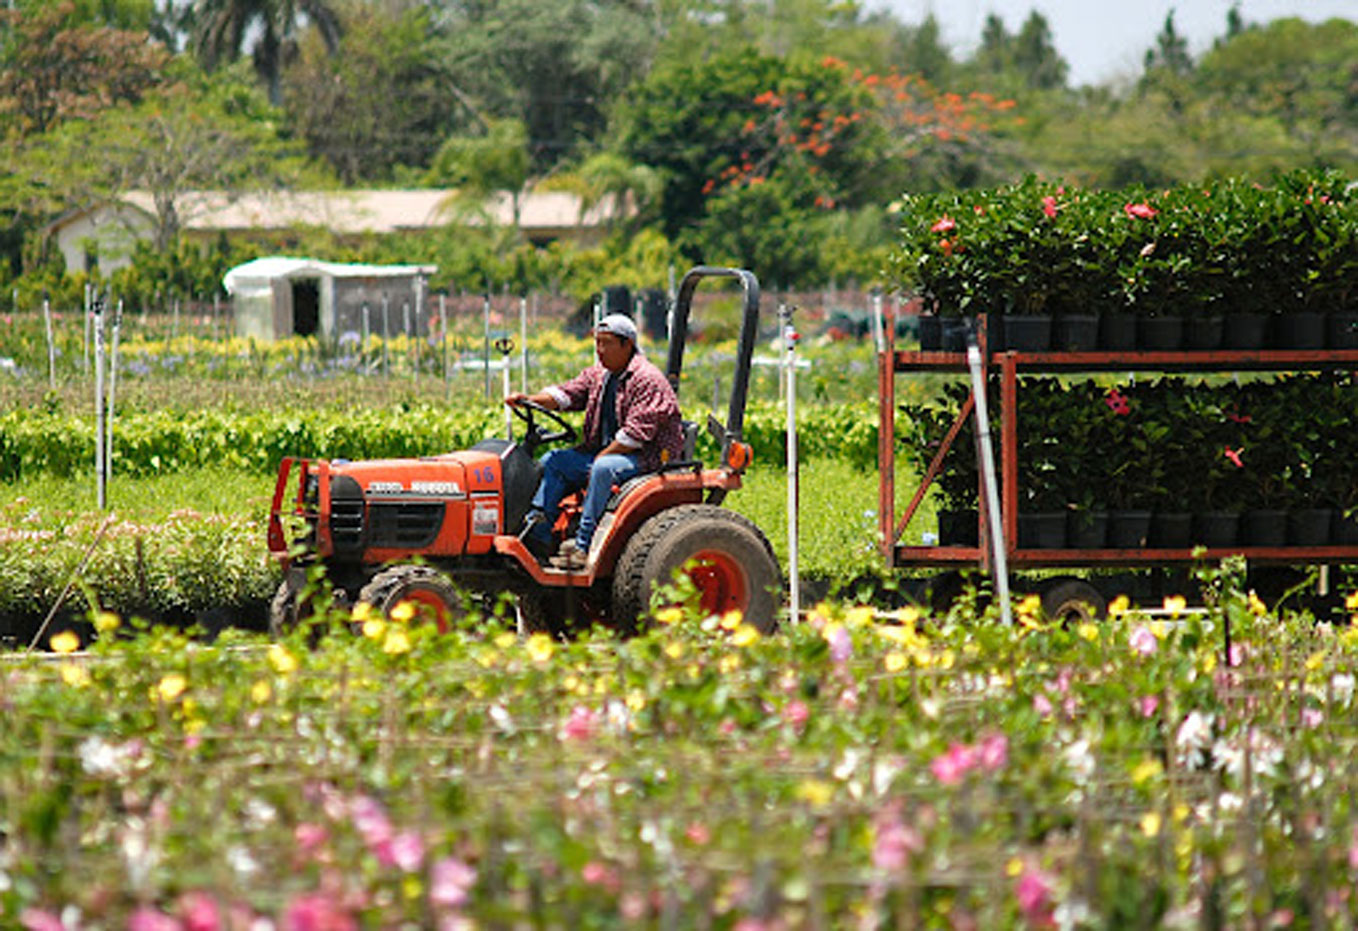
[397,588,452,633]
[684,550,748,616]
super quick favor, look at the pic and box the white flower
[1176,711,1214,753]
[1063,738,1095,783]
[1331,672,1355,706]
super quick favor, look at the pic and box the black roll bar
[664,267,761,457]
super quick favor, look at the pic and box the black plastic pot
[1184,315,1224,351]
[1150,511,1192,547]
[1334,511,1358,546]
[918,315,942,350]
[1244,509,1288,546]
[1137,316,1184,351]
[1067,510,1108,548]
[1107,510,1152,548]
[938,509,980,547]
[1274,311,1326,349]
[1192,511,1240,548]
[1053,314,1099,351]
[1018,512,1067,549]
[1003,315,1052,352]
[1327,312,1358,350]
[1222,313,1270,349]
[1288,508,1333,546]
[1099,314,1137,350]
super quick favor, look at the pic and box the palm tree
[191,0,342,105]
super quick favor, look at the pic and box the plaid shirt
[546,349,684,472]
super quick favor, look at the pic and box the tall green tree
[1013,11,1067,90]
[1144,9,1193,77]
[428,118,532,240]
[281,5,459,184]
[189,0,342,105]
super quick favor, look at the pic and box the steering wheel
[509,398,577,452]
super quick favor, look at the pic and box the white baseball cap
[595,313,638,343]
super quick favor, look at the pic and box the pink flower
[930,216,956,234]
[1130,625,1158,656]
[1041,195,1058,218]
[827,625,852,663]
[685,821,711,845]
[128,907,182,931]
[977,732,1008,771]
[562,705,598,741]
[1301,708,1324,729]
[1015,865,1054,923]
[872,817,923,871]
[1124,201,1158,220]
[20,911,67,931]
[1229,643,1245,667]
[1223,446,1244,468]
[783,700,810,729]
[350,795,392,848]
[430,856,477,909]
[929,742,978,785]
[1033,693,1053,717]
[582,861,621,893]
[389,831,425,872]
[1104,389,1130,416]
[179,892,222,931]
[1138,695,1160,718]
[294,823,328,858]
[283,893,357,931]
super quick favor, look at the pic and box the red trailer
[877,314,1358,620]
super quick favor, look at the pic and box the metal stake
[781,304,801,624]
[966,336,1011,624]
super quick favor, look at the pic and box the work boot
[550,539,587,571]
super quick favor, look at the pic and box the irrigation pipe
[27,514,116,652]
[780,304,801,624]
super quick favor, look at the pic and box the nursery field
[5,567,1358,928]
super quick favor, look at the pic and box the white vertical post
[440,293,450,398]
[83,283,91,375]
[482,291,492,399]
[381,295,390,377]
[499,338,514,438]
[361,303,371,373]
[780,304,800,624]
[93,299,107,510]
[107,300,122,479]
[966,340,1011,624]
[519,294,528,392]
[870,290,885,354]
[41,293,55,391]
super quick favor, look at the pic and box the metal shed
[222,256,437,343]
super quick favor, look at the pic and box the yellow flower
[845,605,875,628]
[1077,623,1099,642]
[50,630,80,654]
[383,628,412,655]
[1150,620,1168,640]
[157,673,187,703]
[719,610,743,631]
[1305,651,1325,672]
[1005,857,1024,878]
[626,690,647,712]
[1140,812,1162,837]
[351,601,379,623]
[1130,758,1162,785]
[664,640,685,660]
[1173,803,1190,825]
[93,611,120,634]
[362,619,386,640]
[732,623,761,647]
[1017,594,1041,618]
[494,631,517,649]
[1248,591,1267,616]
[654,606,684,626]
[389,601,416,624]
[60,662,90,688]
[1201,652,1217,674]
[268,644,298,675]
[884,651,908,673]
[880,605,920,626]
[719,654,741,674]
[1347,591,1358,611]
[796,779,834,808]
[251,680,273,703]
[1109,594,1131,616]
[525,633,555,663]
[1162,595,1186,617]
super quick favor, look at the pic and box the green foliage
[891,170,1358,317]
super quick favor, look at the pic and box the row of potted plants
[905,374,1358,549]
[894,170,1358,352]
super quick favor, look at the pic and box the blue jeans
[530,447,640,550]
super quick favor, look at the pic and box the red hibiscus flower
[1041,195,1058,218]
[1124,202,1158,220]
[930,215,956,234]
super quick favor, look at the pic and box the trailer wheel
[612,504,781,634]
[1040,578,1107,626]
[357,565,467,633]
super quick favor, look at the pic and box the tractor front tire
[612,504,781,634]
[269,574,312,639]
[357,565,467,633]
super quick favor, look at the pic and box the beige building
[47,188,623,276]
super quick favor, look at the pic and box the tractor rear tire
[612,504,781,634]
[357,565,467,633]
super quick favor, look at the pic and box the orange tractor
[267,267,782,635]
